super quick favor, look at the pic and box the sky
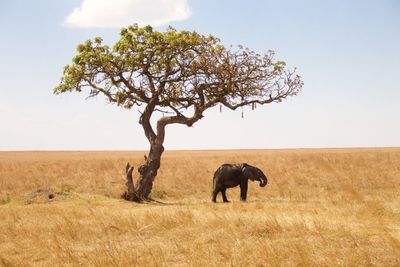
[0,0,399,151]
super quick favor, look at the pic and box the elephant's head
[242,163,268,187]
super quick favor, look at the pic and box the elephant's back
[214,163,242,178]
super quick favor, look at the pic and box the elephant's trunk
[259,176,268,187]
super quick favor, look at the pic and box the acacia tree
[54,24,303,202]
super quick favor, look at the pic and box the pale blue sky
[0,0,399,150]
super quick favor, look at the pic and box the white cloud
[65,0,191,28]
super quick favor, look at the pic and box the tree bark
[122,98,165,202]
[135,143,164,200]
[122,143,164,202]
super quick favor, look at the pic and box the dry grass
[0,148,399,266]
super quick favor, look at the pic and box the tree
[54,24,303,202]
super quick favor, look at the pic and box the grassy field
[0,148,399,266]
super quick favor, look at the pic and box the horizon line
[1,146,399,153]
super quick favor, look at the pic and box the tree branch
[139,98,158,144]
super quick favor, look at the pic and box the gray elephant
[212,163,268,202]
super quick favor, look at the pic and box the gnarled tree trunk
[136,144,164,199]
[122,98,207,202]
[122,100,168,202]
[122,144,164,202]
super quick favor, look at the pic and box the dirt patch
[25,189,67,204]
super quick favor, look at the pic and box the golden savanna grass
[0,148,399,266]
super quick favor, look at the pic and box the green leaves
[94,37,103,44]
[273,60,286,73]
[54,24,302,115]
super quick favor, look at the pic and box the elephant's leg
[212,187,220,202]
[221,188,229,203]
[240,179,248,201]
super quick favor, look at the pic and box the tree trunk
[122,143,164,202]
[122,99,170,202]
[135,144,164,200]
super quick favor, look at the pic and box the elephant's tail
[212,171,218,191]
[212,175,216,191]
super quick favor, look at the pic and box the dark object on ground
[25,189,56,204]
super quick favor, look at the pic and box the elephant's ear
[242,165,255,180]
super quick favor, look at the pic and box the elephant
[212,163,268,202]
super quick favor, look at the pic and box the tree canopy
[55,24,302,128]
